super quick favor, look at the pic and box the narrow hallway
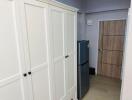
[83,76,121,100]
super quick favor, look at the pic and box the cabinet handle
[28,72,32,75]
[23,73,27,77]
[65,55,69,58]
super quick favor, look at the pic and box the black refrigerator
[77,40,90,100]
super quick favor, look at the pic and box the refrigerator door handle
[81,61,89,66]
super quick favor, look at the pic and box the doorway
[82,20,126,100]
[97,20,126,79]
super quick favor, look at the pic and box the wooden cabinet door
[49,6,65,100]
[24,1,51,100]
[64,11,77,99]
[0,0,28,100]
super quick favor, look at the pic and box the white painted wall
[121,7,132,100]
[77,13,86,40]
[84,9,128,73]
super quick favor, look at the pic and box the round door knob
[23,73,27,77]
[28,72,32,75]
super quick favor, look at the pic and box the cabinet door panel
[31,66,50,100]
[54,61,65,100]
[25,3,50,100]
[49,6,65,100]
[65,55,74,91]
[64,13,75,54]
[51,10,63,59]
[0,0,27,100]
[64,12,76,95]
[0,0,19,81]
[0,81,23,100]
[25,4,47,68]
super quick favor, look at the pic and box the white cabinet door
[64,11,77,99]
[24,1,51,100]
[49,6,65,100]
[0,0,28,100]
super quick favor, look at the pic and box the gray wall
[56,0,131,12]
[84,9,128,73]
[56,0,82,9]
[83,0,130,12]
[77,13,86,40]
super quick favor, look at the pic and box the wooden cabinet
[0,0,78,100]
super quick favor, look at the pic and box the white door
[49,6,66,100]
[24,1,51,100]
[64,11,77,99]
[0,0,28,100]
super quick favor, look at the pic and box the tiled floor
[83,76,121,100]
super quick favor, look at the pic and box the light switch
[87,20,93,26]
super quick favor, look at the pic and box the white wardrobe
[0,0,78,100]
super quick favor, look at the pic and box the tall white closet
[0,0,78,100]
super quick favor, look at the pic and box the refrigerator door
[77,62,89,100]
[84,62,90,94]
[77,64,85,99]
[77,41,89,65]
